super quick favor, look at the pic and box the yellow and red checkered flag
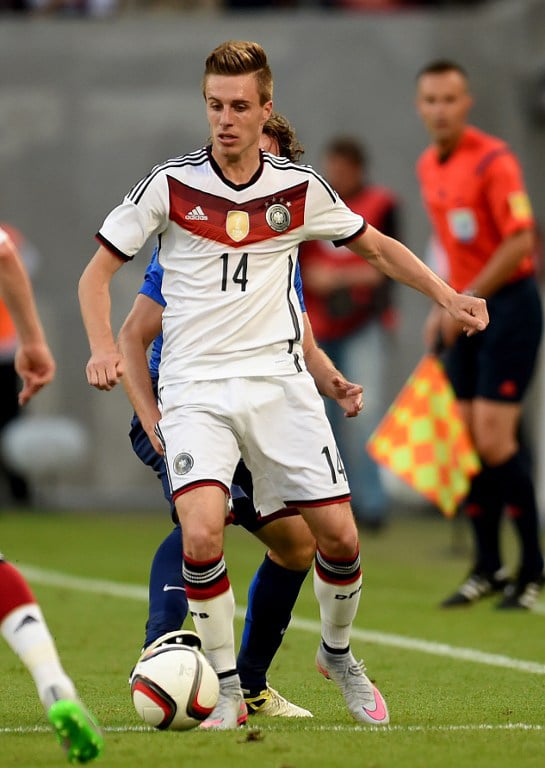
[367,354,480,517]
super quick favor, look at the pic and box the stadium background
[0,0,544,510]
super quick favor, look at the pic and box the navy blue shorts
[129,410,175,517]
[445,277,543,403]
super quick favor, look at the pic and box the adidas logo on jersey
[185,206,208,221]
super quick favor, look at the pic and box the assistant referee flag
[367,354,480,517]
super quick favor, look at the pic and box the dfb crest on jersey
[226,211,249,242]
[266,203,291,233]
[173,452,194,475]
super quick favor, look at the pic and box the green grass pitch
[1,508,545,768]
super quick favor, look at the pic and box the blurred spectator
[224,0,297,7]
[20,0,120,15]
[20,0,222,12]
[331,0,417,9]
[0,0,27,8]
[321,0,490,7]
[0,0,490,10]
[299,137,401,529]
[0,224,41,505]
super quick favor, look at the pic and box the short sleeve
[483,152,534,239]
[302,172,366,245]
[97,170,169,260]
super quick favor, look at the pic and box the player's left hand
[85,348,124,391]
[329,375,364,418]
[446,293,489,337]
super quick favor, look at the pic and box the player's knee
[299,502,358,558]
[295,538,317,569]
[178,518,223,560]
[316,529,359,560]
[174,487,227,558]
[183,532,223,561]
[270,539,316,570]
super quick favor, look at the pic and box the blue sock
[237,554,309,694]
[145,526,188,648]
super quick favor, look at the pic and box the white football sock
[313,568,362,650]
[188,586,237,676]
[1,603,76,710]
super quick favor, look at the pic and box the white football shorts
[157,372,351,518]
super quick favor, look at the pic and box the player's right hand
[86,349,124,391]
[15,342,56,405]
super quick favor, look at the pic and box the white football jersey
[98,147,366,384]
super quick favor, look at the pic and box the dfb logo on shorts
[173,452,194,475]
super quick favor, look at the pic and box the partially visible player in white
[0,227,104,763]
[79,41,488,730]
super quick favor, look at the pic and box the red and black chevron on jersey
[168,177,308,248]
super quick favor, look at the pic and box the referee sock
[489,453,544,579]
[237,554,309,695]
[463,466,503,575]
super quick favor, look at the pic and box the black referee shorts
[445,277,543,403]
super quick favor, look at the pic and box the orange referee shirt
[417,125,535,293]
[0,224,18,356]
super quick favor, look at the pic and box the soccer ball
[130,644,219,730]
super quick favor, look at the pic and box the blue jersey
[139,248,307,379]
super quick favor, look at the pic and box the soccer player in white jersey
[120,115,364,720]
[79,40,489,730]
[0,228,104,762]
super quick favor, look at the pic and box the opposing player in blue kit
[80,41,488,730]
[119,114,364,719]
